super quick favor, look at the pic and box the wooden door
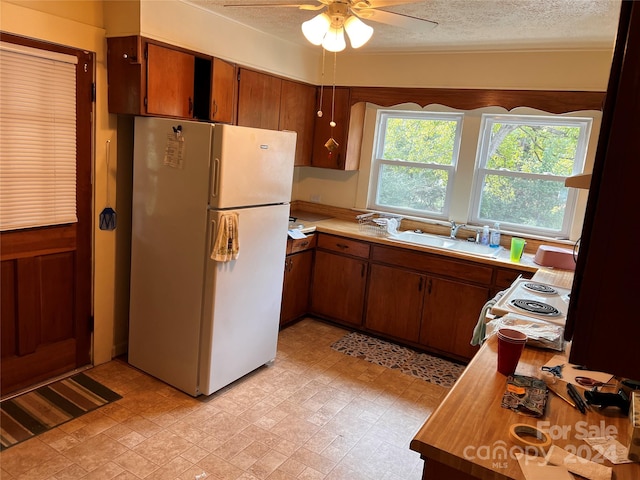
[281,250,314,326]
[279,79,316,166]
[0,34,93,395]
[146,43,195,118]
[365,264,424,343]
[210,57,237,124]
[310,250,367,327]
[420,277,488,360]
[237,68,282,129]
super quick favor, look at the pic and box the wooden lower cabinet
[420,277,489,360]
[280,250,314,326]
[310,249,367,327]
[365,263,423,343]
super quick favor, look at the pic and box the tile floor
[0,318,448,480]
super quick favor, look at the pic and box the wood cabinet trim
[349,87,605,114]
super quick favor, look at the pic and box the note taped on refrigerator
[164,132,185,168]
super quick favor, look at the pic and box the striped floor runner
[0,372,121,450]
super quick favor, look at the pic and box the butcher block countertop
[408,269,639,480]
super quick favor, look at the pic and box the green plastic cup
[510,237,526,262]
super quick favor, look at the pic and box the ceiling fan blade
[353,0,423,7]
[222,2,324,9]
[354,8,438,31]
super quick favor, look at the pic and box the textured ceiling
[184,0,621,53]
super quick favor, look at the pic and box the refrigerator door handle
[211,157,220,200]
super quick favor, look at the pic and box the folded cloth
[470,290,504,346]
[211,212,239,262]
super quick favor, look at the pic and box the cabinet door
[146,43,195,118]
[311,250,367,327]
[420,277,489,360]
[280,79,316,166]
[237,68,281,130]
[210,57,236,124]
[281,250,314,326]
[365,264,424,343]
[311,87,352,169]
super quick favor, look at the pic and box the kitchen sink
[390,231,503,258]
[390,231,455,249]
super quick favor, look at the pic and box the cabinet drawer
[317,234,370,259]
[286,234,317,254]
[494,268,533,289]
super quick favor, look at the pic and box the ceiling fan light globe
[302,13,331,46]
[344,16,373,48]
[322,26,346,52]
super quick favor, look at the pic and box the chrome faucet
[450,221,466,239]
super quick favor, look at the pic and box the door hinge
[89,315,95,332]
[91,82,96,102]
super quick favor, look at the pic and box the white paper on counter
[584,437,634,464]
[542,355,613,388]
[287,229,307,239]
[515,453,575,480]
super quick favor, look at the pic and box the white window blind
[0,41,78,231]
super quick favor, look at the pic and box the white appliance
[128,117,296,396]
[491,278,571,326]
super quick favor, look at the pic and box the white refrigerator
[128,116,296,396]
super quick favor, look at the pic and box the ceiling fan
[223,0,438,51]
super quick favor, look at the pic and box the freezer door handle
[211,157,220,200]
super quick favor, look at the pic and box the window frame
[469,114,593,237]
[367,109,464,220]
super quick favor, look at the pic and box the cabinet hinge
[88,315,94,333]
[144,96,148,108]
[237,69,241,82]
[91,82,96,102]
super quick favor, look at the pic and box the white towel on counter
[211,212,239,262]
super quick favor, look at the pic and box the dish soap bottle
[480,225,490,245]
[490,222,501,248]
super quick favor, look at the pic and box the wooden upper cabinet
[210,57,236,124]
[311,87,364,170]
[279,79,316,167]
[237,68,282,130]
[146,43,195,118]
[106,36,211,120]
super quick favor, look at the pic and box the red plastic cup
[497,328,527,375]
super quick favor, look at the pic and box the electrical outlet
[310,194,321,203]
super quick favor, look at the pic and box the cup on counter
[510,237,526,262]
[497,328,527,375]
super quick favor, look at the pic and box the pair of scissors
[541,364,564,378]
[575,376,615,388]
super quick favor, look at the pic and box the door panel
[0,34,93,396]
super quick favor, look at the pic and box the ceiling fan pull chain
[330,51,337,129]
[317,49,325,118]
